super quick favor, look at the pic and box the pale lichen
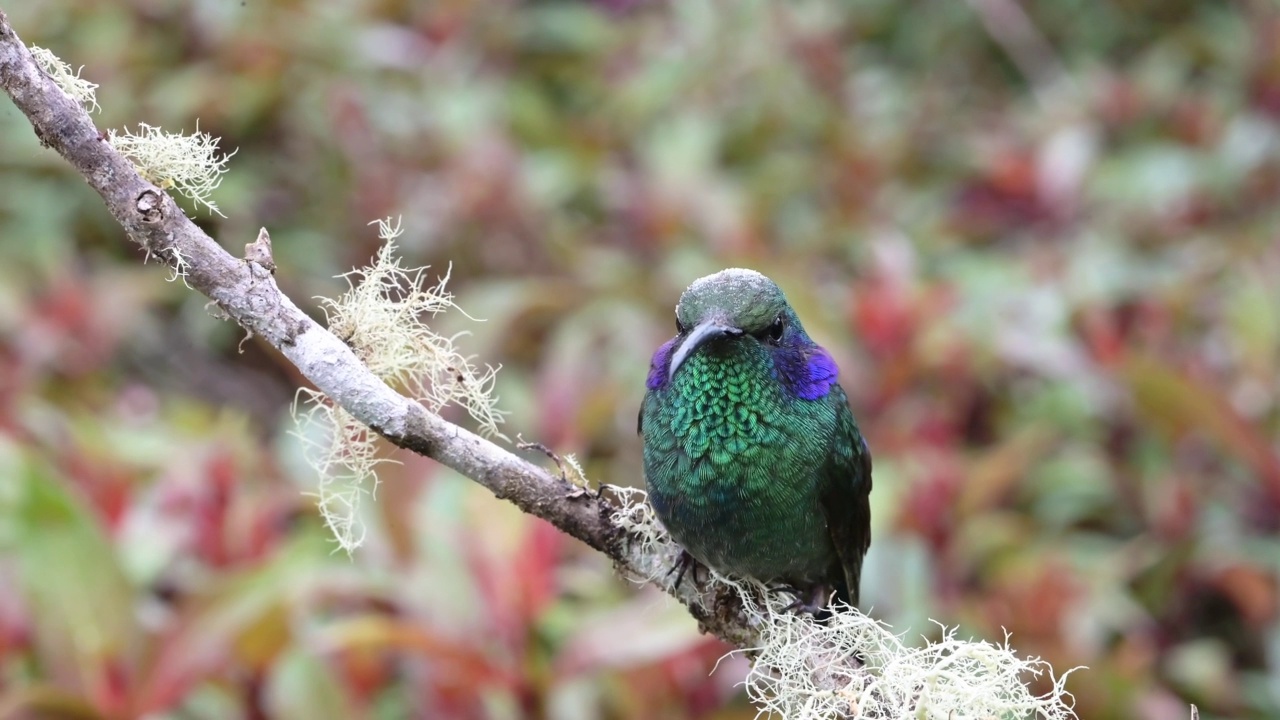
[29,45,99,113]
[608,485,685,586]
[744,606,1080,720]
[322,218,506,437]
[107,122,235,216]
[297,217,507,552]
[294,401,380,552]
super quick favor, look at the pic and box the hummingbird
[639,268,872,608]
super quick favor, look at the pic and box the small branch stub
[245,227,276,275]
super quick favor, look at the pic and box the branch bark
[0,9,761,649]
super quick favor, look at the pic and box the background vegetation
[2,0,1278,717]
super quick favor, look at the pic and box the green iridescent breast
[662,344,793,464]
[640,341,843,581]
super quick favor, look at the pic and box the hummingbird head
[645,268,838,400]
[666,268,806,383]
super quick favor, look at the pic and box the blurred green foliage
[2,0,1279,718]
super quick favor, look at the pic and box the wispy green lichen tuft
[297,217,507,552]
[744,603,1081,719]
[108,123,235,217]
[29,45,99,113]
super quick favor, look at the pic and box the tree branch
[0,9,762,649]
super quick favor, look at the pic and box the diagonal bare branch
[0,8,759,650]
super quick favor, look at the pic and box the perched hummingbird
[639,269,872,608]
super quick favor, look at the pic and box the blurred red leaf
[1212,565,1278,628]
[897,456,962,555]
[1122,354,1280,514]
[317,615,519,692]
[958,425,1055,515]
[951,148,1056,238]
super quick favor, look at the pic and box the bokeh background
[2,0,1279,718]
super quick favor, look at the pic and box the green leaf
[13,458,139,701]
[264,648,356,720]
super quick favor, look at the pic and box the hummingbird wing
[820,383,873,607]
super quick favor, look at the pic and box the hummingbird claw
[768,583,830,615]
[667,550,703,590]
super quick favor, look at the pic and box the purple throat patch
[647,336,837,401]
[790,346,838,400]
[646,338,676,390]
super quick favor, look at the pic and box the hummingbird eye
[762,314,785,343]
[676,315,686,334]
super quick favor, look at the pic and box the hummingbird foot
[767,583,830,615]
[666,549,705,591]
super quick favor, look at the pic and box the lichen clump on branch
[107,123,235,217]
[297,217,506,552]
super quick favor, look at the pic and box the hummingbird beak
[668,319,742,382]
